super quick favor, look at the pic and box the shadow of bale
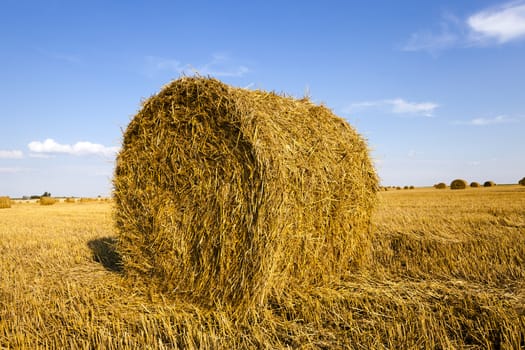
[87,237,123,272]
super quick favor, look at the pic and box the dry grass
[0,196,11,209]
[114,77,378,310]
[1,187,524,348]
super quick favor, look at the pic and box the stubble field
[1,186,524,349]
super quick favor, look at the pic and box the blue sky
[1,0,524,197]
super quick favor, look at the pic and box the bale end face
[114,77,379,309]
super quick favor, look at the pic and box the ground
[1,186,524,349]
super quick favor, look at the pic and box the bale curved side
[484,181,496,187]
[0,196,11,209]
[114,77,379,308]
[39,197,57,205]
[450,179,467,190]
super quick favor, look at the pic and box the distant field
[1,186,524,349]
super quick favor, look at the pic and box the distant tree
[42,192,51,197]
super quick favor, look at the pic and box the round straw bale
[470,182,480,188]
[483,181,496,187]
[39,197,57,205]
[519,177,525,186]
[114,77,379,309]
[434,182,447,189]
[450,179,467,190]
[0,196,11,209]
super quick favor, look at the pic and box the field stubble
[0,186,524,349]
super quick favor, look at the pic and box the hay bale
[434,182,447,189]
[519,177,525,186]
[114,77,379,309]
[39,197,57,205]
[0,196,11,209]
[450,179,467,190]
[483,181,496,187]
[470,182,480,188]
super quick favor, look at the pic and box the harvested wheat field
[1,186,524,349]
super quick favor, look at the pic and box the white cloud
[146,53,249,78]
[468,1,525,44]
[403,1,525,52]
[0,150,23,159]
[27,139,119,157]
[387,99,438,116]
[345,98,438,117]
[198,53,249,77]
[28,153,54,159]
[454,115,518,126]
[0,167,23,173]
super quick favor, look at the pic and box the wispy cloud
[145,53,249,78]
[37,48,82,64]
[403,31,459,53]
[345,98,439,117]
[0,150,23,159]
[28,139,119,157]
[403,1,525,52]
[453,115,519,126]
[0,167,23,173]
[403,15,462,53]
